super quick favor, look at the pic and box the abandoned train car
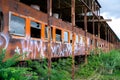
[0,0,119,60]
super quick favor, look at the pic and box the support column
[111,33,114,49]
[71,0,75,79]
[98,22,100,47]
[113,34,115,49]
[47,0,52,79]
[92,16,95,49]
[105,24,107,52]
[105,24,107,41]
[92,0,95,51]
[109,31,111,50]
[108,29,110,51]
[84,7,88,64]
[98,10,100,49]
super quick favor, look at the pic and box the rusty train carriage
[0,0,119,60]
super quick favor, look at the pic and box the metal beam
[92,16,95,49]
[76,19,112,22]
[84,7,88,64]
[71,0,75,79]
[80,0,100,20]
[47,0,52,79]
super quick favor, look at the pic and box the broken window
[30,21,41,38]
[56,29,61,41]
[10,14,25,36]
[0,11,4,32]
[64,31,69,43]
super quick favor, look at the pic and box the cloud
[98,0,120,39]
[99,0,120,18]
[108,18,120,39]
[101,12,120,39]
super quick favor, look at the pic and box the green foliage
[100,50,120,74]
[2,48,120,80]
[0,49,6,68]
[75,55,100,79]
[0,48,72,80]
[75,49,120,79]
[52,57,72,72]
[50,69,71,80]
[51,57,72,80]
[0,67,34,80]
[27,59,48,80]
[27,57,72,80]
[0,49,37,80]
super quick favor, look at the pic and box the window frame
[44,25,49,40]
[9,12,27,36]
[64,31,69,43]
[30,19,42,39]
[79,35,83,45]
[76,34,79,44]
[70,32,76,44]
[55,28,62,42]
[44,25,53,40]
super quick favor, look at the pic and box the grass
[75,49,120,80]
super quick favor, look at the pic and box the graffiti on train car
[19,36,86,59]
[0,33,87,59]
[0,33,10,49]
[20,36,46,59]
[20,37,73,59]
[0,33,86,59]
[18,35,87,59]
[74,43,85,55]
[51,43,72,57]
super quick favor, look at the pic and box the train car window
[0,11,4,32]
[80,36,83,45]
[87,38,90,46]
[90,39,93,45]
[76,35,79,43]
[45,25,48,39]
[70,33,72,43]
[64,31,69,43]
[44,25,53,40]
[30,21,41,38]
[10,14,25,36]
[50,27,53,40]
[56,28,61,41]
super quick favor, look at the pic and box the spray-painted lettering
[0,33,9,49]
[20,37,46,59]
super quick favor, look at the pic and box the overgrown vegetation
[0,48,120,80]
[26,57,72,80]
[0,49,37,80]
[75,49,120,80]
[0,48,73,80]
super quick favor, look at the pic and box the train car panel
[0,0,119,60]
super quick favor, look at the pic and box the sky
[98,0,120,39]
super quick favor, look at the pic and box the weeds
[1,48,120,80]
[75,49,120,80]
[0,49,37,80]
